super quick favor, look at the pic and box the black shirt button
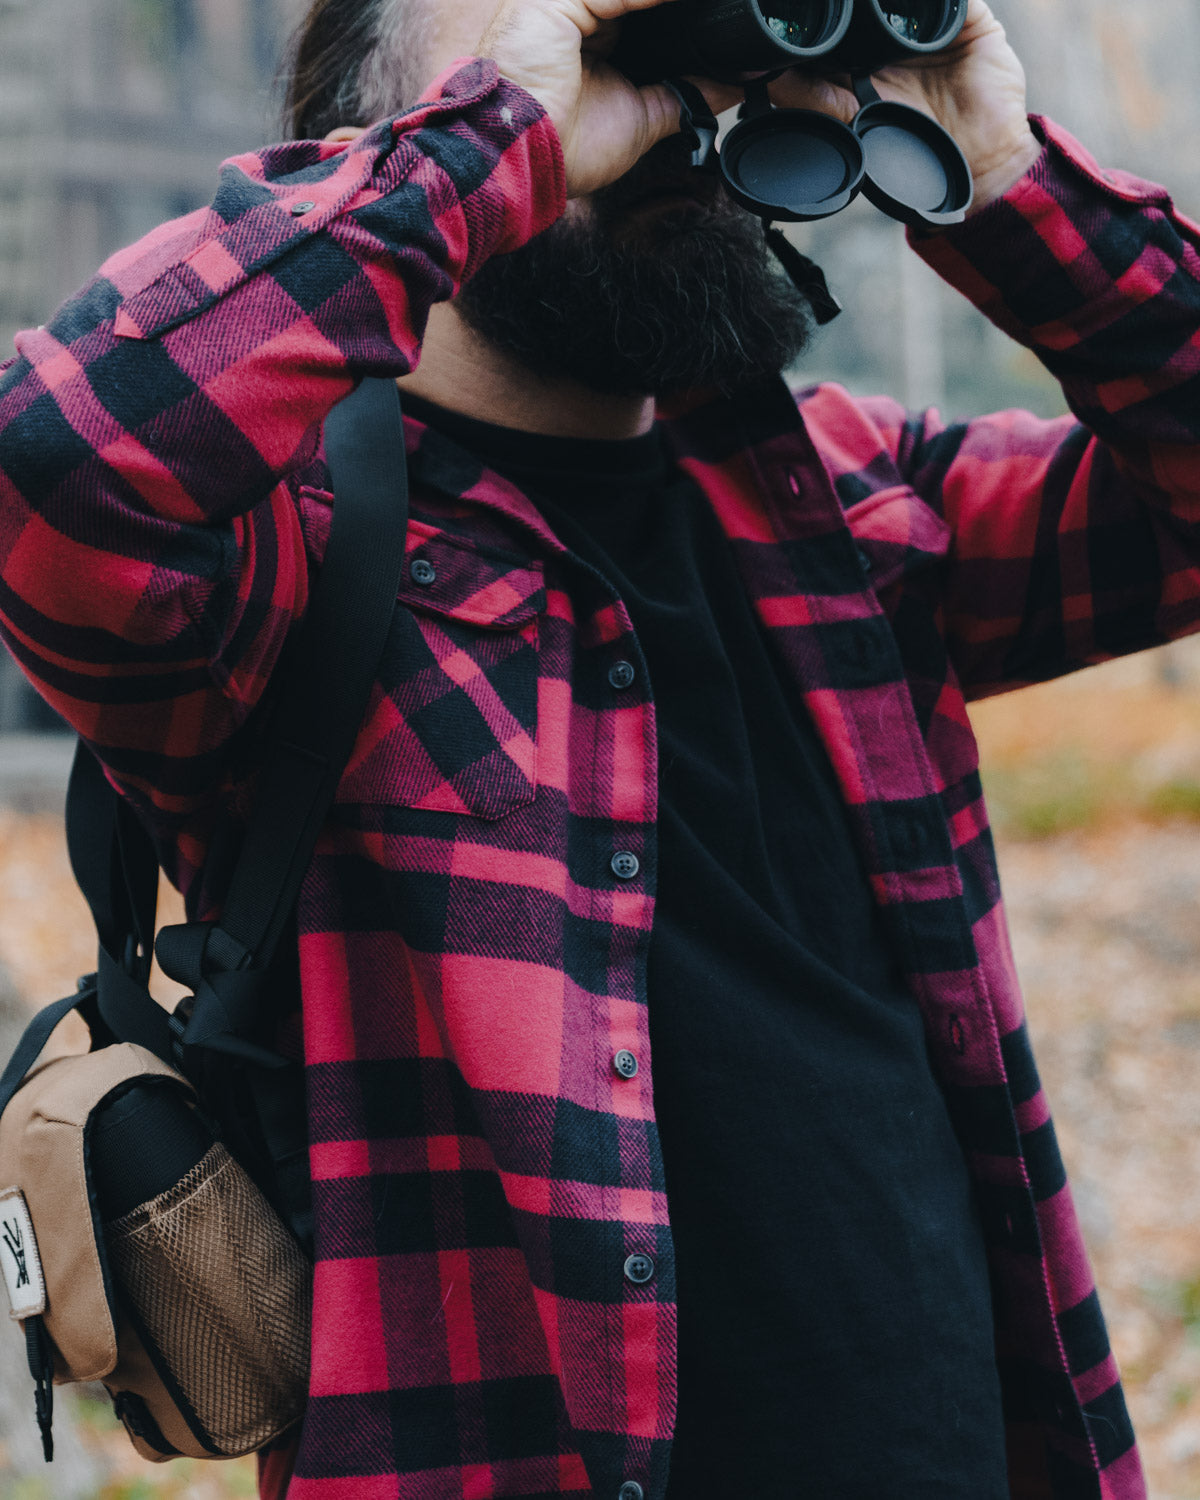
[608,659,636,690]
[624,1252,655,1285]
[857,547,872,573]
[610,851,640,881]
[410,557,436,586]
[619,1485,645,1500]
[613,1049,639,1079]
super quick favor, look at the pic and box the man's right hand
[476,0,740,198]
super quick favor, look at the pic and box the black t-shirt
[402,393,1009,1499]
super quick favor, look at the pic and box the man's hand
[476,0,740,198]
[768,0,1041,212]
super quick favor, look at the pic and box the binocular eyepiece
[614,0,968,84]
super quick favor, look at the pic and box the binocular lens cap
[720,109,865,221]
[853,100,972,225]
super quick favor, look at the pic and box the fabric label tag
[0,1188,46,1320]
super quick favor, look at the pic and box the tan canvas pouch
[0,1040,311,1461]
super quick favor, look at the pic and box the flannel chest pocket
[337,520,545,820]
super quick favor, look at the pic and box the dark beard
[454,139,814,399]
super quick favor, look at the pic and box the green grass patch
[980,751,1128,839]
[1145,778,1200,822]
[1141,1273,1200,1347]
[6,1478,54,1500]
[982,755,1200,839]
[99,1482,160,1500]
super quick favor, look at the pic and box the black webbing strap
[0,742,173,1113]
[0,990,87,1123]
[65,742,156,966]
[157,375,410,1052]
[213,376,409,965]
[763,227,843,326]
[65,743,172,1061]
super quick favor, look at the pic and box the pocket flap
[399,520,545,628]
[298,494,545,631]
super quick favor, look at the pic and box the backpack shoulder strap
[158,375,411,1059]
[1,376,410,1099]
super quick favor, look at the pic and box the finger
[683,74,746,118]
[629,73,742,146]
[638,79,697,150]
[766,69,859,123]
[584,0,681,20]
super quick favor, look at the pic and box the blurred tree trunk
[0,962,106,1496]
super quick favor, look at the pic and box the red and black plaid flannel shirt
[3,52,1199,1500]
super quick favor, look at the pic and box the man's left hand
[765,0,1041,213]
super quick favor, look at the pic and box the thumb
[639,75,740,153]
[640,80,691,150]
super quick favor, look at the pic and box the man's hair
[284,0,432,140]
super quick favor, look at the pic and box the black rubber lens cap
[720,109,865,222]
[853,99,972,226]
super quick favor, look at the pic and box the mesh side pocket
[105,1142,311,1455]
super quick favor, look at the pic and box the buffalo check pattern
[2,47,1199,1496]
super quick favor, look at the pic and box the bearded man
[0,0,1196,1495]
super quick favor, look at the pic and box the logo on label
[0,1189,45,1318]
[2,1217,29,1289]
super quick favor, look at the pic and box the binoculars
[614,0,968,83]
[612,0,974,229]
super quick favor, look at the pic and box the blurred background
[3,0,1200,1494]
